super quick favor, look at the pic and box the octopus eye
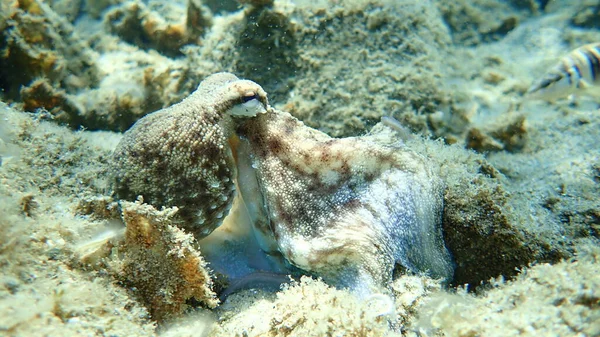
[228,92,267,117]
[241,93,258,103]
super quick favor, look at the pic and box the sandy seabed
[0,0,599,336]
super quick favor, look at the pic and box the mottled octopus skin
[111,73,268,238]
[235,109,454,295]
[112,72,454,297]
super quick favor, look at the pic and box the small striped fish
[527,42,600,101]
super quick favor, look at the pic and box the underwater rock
[20,78,85,125]
[118,200,218,321]
[83,0,125,19]
[73,47,194,132]
[237,0,274,7]
[232,5,298,103]
[283,0,453,137]
[442,173,536,288]
[105,0,212,57]
[212,276,401,336]
[111,72,454,298]
[0,0,99,111]
[466,114,527,153]
[436,1,526,45]
[0,0,201,132]
[466,128,505,153]
[47,0,83,23]
[570,2,600,29]
[420,246,600,336]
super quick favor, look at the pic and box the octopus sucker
[111,72,454,300]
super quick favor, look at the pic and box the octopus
[111,72,454,298]
[112,73,269,237]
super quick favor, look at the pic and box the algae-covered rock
[400,134,558,288]
[466,114,527,153]
[278,0,454,137]
[211,277,400,336]
[105,0,212,57]
[0,0,99,97]
[418,245,600,337]
[570,1,600,29]
[442,170,536,287]
[0,0,99,124]
[435,0,528,46]
[117,200,219,322]
[0,105,156,336]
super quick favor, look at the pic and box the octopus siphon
[111,72,454,299]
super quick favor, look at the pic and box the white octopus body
[234,109,454,296]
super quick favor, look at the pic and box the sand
[0,0,599,336]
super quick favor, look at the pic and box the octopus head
[197,72,270,118]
